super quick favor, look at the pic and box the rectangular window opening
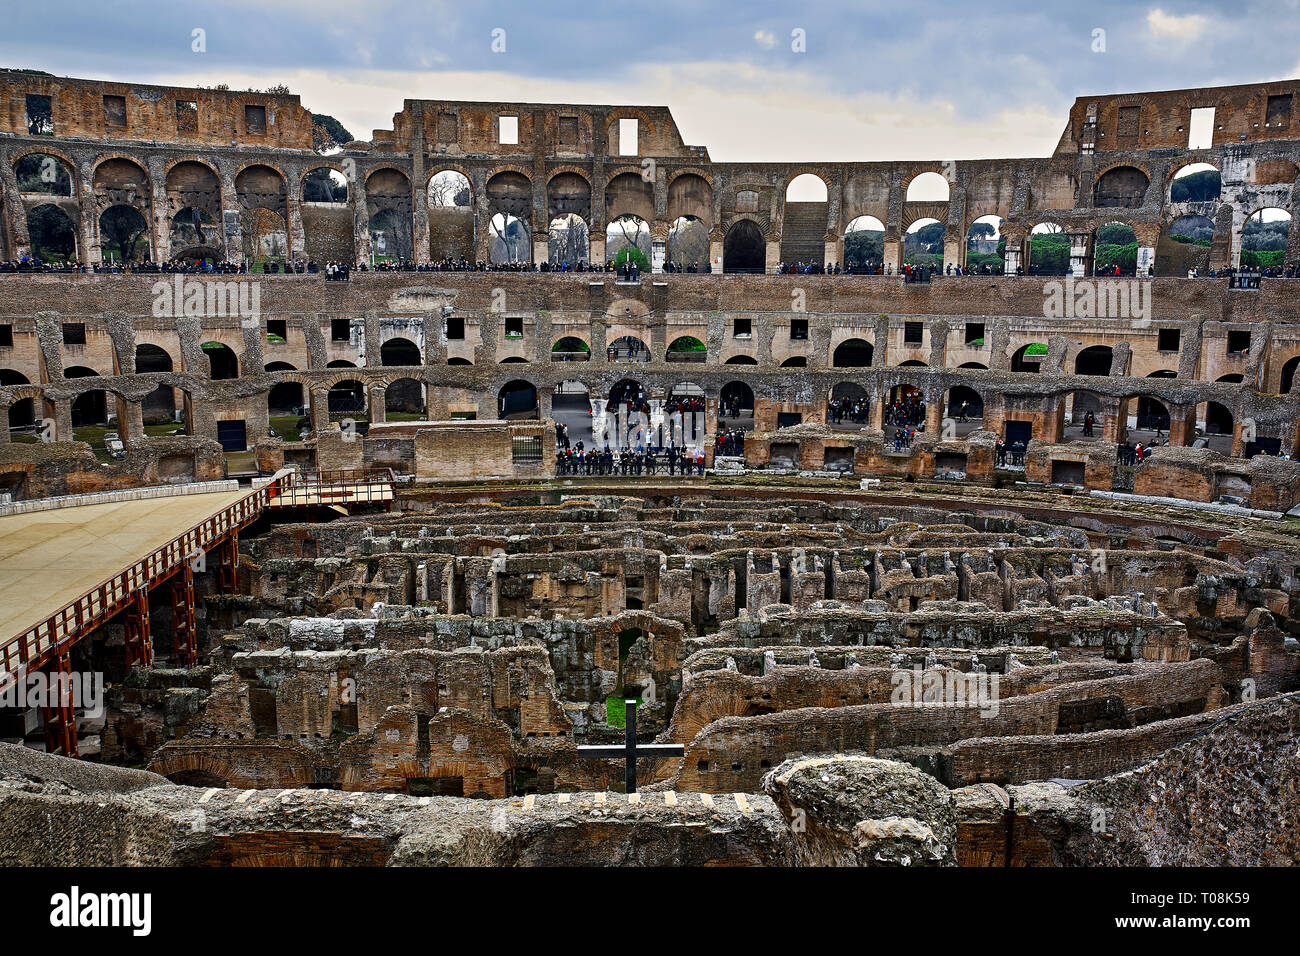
[25,94,52,136]
[176,100,198,133]
[245,104,267,135]
[618,118,639,155]
[499,115,518,145]
[1188,107,1215,150]
[103,94,127,128]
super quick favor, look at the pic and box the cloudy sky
[3,0,1298,161]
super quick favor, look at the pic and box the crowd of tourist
[827,396,870,424]
[715,428,745,457]
[555,445,707,476]
[4,254,1298,282]
[885,394,927,429]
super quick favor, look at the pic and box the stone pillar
[590,398,608,450]
[590,228,606,267]
[1168,406,1196,447]
[708,235,723,272]
[354,170,373,266]
[220,171,243,266]
[409,103,430,266]
[764,240,781,275]
[1099,397,1123,443]
[1003,235,1023,275]
[0,153,31,258]
[369,385,386,424]
[1068,232,1093,277]
[1230,419,1245,458]
[651,221,668,274]
[311,388,330,433]
[703,392,719,463]
[821,235,842,269]
[76,165,101,266]
[1042,399,1065,443]
[883,238,902,273]
[286,192,306,264]
[123,400,144,444]
[925,393,943,436]
[648,398,665,447]
[148,158,170,264]
[53,398,73,442]
[0,405,8,443]
[942,235,962,272]
[473,171,492,265]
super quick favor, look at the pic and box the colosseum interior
[1,68,1299,872]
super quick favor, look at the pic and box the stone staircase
[779,202,828,266]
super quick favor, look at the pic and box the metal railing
[1,473,290,683]
[269,468,396,505]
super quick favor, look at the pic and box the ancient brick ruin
[2,70,1300,869]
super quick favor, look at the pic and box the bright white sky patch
[1147,8,1208,41]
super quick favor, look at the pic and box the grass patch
[605,696,643,728]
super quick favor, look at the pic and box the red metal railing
[0,473,291,683]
